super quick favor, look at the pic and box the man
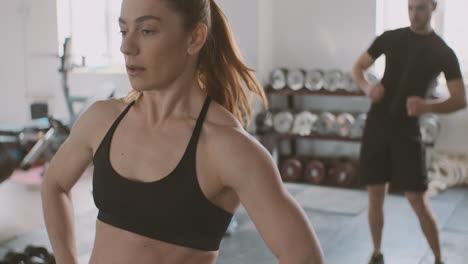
[352,0,466,263]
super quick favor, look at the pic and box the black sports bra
[92,97,233,251]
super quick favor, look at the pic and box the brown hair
[123,0,267,126]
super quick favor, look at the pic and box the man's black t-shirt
[367,27,462,121]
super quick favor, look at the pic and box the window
[56,0,124,68]
[443,0,468,75]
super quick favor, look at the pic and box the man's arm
[428,79,467,113]
[352,52,375,93]
[352,52,385,102]
[407,79,467,116]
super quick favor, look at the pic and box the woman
[41,0,324,263]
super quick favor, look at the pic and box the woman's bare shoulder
[204,100,242,129]
[69,98,130,148]
[82,98,128,121]
[204,100,265,160]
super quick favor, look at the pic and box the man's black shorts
[359,115,428,192]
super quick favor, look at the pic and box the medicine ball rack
[261,85,434,150]
[257,85,434,189]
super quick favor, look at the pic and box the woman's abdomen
[88,220,217,264]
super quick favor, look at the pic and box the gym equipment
[24,246,56,264]
[328,160,357,187]
[1,246,55,264]
[0,142,16,183]
[0,37,115,185]
[0,126,46,182]
[60,38,87,125]
[419,114,440,144]
[0,121,50,150]
[304,159,326,185]
[30,102,49,120]
[305,69,324,91]
[19,118,70,170]
[427,153,468,195]
[343,72,360,93]
[270,68,288,90]
[323,70,344,92]
[280,158,303,182]
[255,111,273,134]
[350,113,367,138]
[287,69,306,91]
[273,111,294,134]
[18,37,115,171]
[20,82,114,169]
[291,111,318,136]
[3,251,29,264]
[315,112,337,135]
[335,113,355,138]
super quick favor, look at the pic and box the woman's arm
[214,130,325,264]
[41,101,110,264]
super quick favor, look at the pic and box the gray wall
[272,0,376,71]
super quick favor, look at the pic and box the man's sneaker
[368,253,384,264]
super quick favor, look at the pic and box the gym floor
[1,171,467,264]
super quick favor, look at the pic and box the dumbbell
[270,68,288,90]
[2,251,29,264]
[273,111,294,134]
[350,113,367,138]
[304,159,326,185]
[323,70,344,92]
[291,111,318,136]
[335,113,355,138]
[343,72,360,93]
[315,112,337,135]
[24,246,55,264]
[280,158,303,182]
[305,69,324,91]
[328,160,357,187]
[419,114,440,144]
[287,69,306,91]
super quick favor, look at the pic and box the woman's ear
[187,23,208,55]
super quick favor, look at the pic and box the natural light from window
[56,0,124,69]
